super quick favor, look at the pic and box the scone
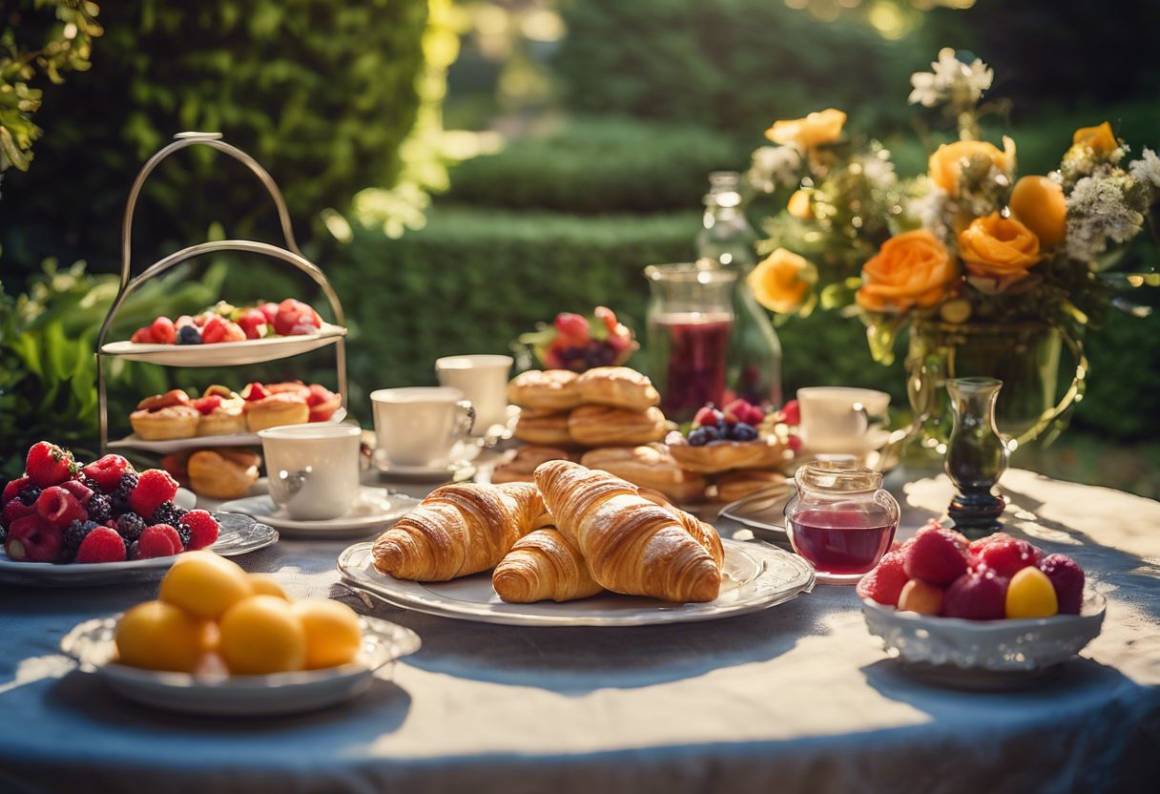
[506,370,582,411]
[580,444,706,503]
[194,385,246,436]
[576,366,660,411]
[187,448,261,500]
[666,431,787,474]
[567,405,666,447]
[491,445,575,484]
[713,470,789,503]
[245,392,310,432]
[130,390,199,440]
[513,409,573,446]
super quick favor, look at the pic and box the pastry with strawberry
[130,390,200,440]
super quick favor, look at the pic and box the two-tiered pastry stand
[95,132,349,453]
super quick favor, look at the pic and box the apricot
[249,573,289,600]
[293,600,363,669]
[1005,567,1059,619]
[159,551,253,620]
[115,600,208,673]
[219,595,306,675]
[1010,176,1067,249]
[897,579,944,615]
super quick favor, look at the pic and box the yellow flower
[765,109,846,150]
[957,213,1042,291]
[748,249,816,314]
[1072,121,1117,155]
[856,230,957,314]
[787,189,812,220]
[927,137,1016,196]
[1009,175,1067,249]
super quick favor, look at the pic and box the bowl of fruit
[515,307,638,373]
[665,400,791,474]
[61,551,421,716]
[859,523,1105,683]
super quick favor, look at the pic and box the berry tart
[666,399,789,475]
[515,307,639,374]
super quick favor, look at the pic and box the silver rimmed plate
[61,614,420,716]
[718,485,796,539]
[108,409,347,454]
[0,512,277,587]
[100,323,347,366]
[338,538,815,627]
[218,487,420,539]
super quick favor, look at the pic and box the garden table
[1,467,1157,793]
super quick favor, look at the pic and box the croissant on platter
[492,528,603,603]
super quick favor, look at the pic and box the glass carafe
[696,171,783,407]
[945,377,1009,538]
[785,461,900,585]
[643,264,736,422]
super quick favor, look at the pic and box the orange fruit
[218,595,306,675]
[293,600,363,669]
[1010,175,1067,250]
[1005,567,1059,618]
[115,600,208,673]
[248,573,288,600]
[159,551,253,620]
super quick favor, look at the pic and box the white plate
[100,323,347,366]
[61,614,420,716]
[373,444,479,481]
[862,592,1106,678]
[108,409,348,454]
[218,487,421,538]
[0,512,277,587]
[338,538,815,627]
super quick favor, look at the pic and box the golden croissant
[492,528,603,603]
[534,460,724,602]
[372,482,548,581]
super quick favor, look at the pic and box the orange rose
[1009,175,1067,249]
[765,109,846,150]
[957,213,1042,291]
[927,137,1016,195]
[748,248,816,314]
[787,189,812,220]
[856,230,957,313]
[1072,121,1117,155]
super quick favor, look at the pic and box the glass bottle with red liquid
[644,264,735,422]
[784,461,900,585]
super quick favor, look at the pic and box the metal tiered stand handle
[96,132,348,452]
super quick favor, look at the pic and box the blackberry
[18,485,41,506]
[151,501,186,528]
[111,472,139,514]
[60,520,99,563]
[115,512,147,543]
[87,493,113,523]
[175,524,192,550]
[80,475,103,494]
[0,524,6,545]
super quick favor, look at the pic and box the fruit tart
[193,385,246,436]
[666,400,787,474]
[515,307,638,373]
[130,390,200,440]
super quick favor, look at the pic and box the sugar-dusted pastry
[580,444,706,503]
[244,392,310,432]
[576,366,660,411]
[492,528,603,603]
[567,405,666,447]
[491,445,575,484]
[187,448,261,500]
[666,430,786,474]
[513,409,573,446]
[534,460,723,603]
[713,470,789,503]
[130,390,200,440]
[372,482,550,581]
[193,385,246,436]
[506,369,582,411]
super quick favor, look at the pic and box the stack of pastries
[372,461,724,604]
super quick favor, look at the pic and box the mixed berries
[129,298,322,346]
[0,442,220,565]
[518,306,638,372]
[858,522,1085,620]
[686,399,767,446]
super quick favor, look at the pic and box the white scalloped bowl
[862,591,1106,675]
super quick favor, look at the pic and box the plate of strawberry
[0,442,277,586]
[102,299,346,366]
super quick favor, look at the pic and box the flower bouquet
[745,49,1159,446]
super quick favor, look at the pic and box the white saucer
[218,487,420,538]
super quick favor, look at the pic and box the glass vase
[944,377,1009,538]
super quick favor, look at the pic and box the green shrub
[445,117,745,213]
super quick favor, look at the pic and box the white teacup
[371,387,475,468]
[435,354,513,433]
[258,424,362,521]
[797,387,891,455]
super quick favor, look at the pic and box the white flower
[747,145,802,193]
[908,48,993,109]
[909,184,950,242]
[853,151,896,190]
[1129,148,1160,190]
[1066,175,1145,264]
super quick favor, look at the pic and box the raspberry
[129,469,179,518]
[151,501,187,529]
[136,524,182,559]
[5,515,62,563]
[87,493,113,523]
[553,312,589,342]
[115,512,147,542]
[786,435,803,453]
[972,536,1039,578]
[781,399,801,426]
[60,520,100,563]
[111,472,139,514]
[694,405,723,428]
[178,509,220,550]
[2,498,35,529]
[59,479,93,507]
[150,316,177,345]
[74,527,127,564]
[2,476,29,505]
[34,486,87,530]
[81,454,132,493]
[942,570,1008,620]
[1038,553,1085,615]
[903,523,968,586]
[856,550,909,606]
[25,441,77,487]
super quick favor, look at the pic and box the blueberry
[730,422,758,441]
[177,325,202,345]
[701,425,722,442]
[687,427,709,447]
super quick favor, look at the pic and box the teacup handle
[852,401,888,435]
[275,467,312,499]
[455,400,476,439]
